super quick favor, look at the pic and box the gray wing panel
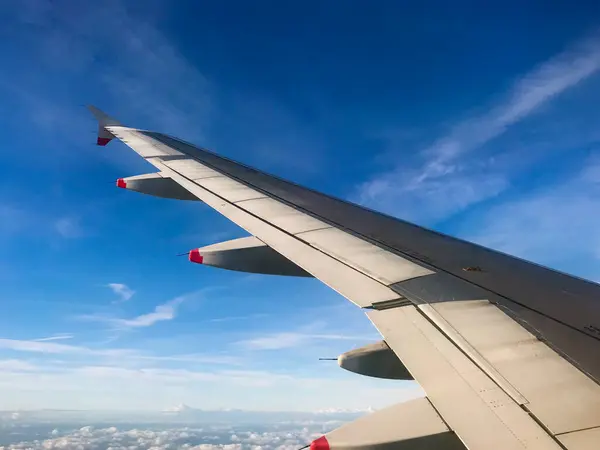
[143,131,600,383]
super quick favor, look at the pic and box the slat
[368,307,562,450]
[297,227,434,285]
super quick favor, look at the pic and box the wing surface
[89,108,600,450]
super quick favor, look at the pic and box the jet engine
[188,236,312,277]
[337,340,413,380]
[116,172,199,200]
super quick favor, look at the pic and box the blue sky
[0,0,600,411]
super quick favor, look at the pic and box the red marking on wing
[189,249,204,264]
[97,137,112,146]
[310,436,329,450]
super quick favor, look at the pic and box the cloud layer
[1,422,332,450]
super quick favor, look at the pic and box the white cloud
[34,334,74,342]
[0,207,86,242]
[237,332,373,351]
[0,354,422,411]
[118,299,181,327]
[420,35,600,171]
[0,359,38,371]
[4,0,212,144]
[464,155,600,277]
[81,297,184,329]
[107,283,135,302]
[0,337,239,366]
[137,353,242,366]
[0,338,82,354]
[0,425,323,450]
[357,33,600,223]
[54,216,84,238]
[79,291,204,329]
[0,338,133,357]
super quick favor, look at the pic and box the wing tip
[87,105,121,127]
[88,105,119,146]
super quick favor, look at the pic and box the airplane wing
[89,106,600,450]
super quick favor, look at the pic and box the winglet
[87,105,121,146]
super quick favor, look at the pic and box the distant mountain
[162,403,195,413]
[316,407,374,414]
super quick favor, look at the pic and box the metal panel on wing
[368,306,562,450]
[297,227,434,285]
[237,197,331,234]
[429,300,600,435]
[163,159,222,180]
[197,176,268,203]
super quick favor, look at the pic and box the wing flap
[426,299,600,435]
[368,306,563,450]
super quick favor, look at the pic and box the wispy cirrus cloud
[2,1,323,176]
[0,337,239,366]
[79,293,193,329]
[210,313,269,323]
[237,332,376,351]
[117,299,182,328]
[0,206,87,241]
[106,283,135,302]
[54,216,85,239]
[357,33,600,223]
[33,334,74,342]
[2,0,212,146]
[0,359,39,371]
[465,154,600,279]
[0,338,132,357]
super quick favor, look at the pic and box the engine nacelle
[116,172,199,201]
[188,236,312,277]
[338,340,413,380]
